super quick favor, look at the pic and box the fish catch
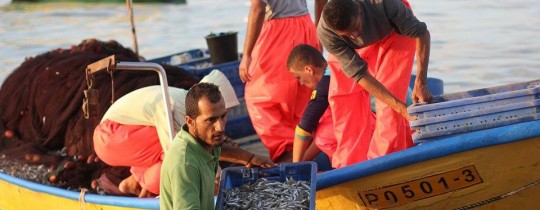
[222,177,311,210]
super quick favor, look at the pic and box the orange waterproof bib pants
[328,31,416,168]
[245,14,320,161]
[313,107,337,161]
[93,120,163,194]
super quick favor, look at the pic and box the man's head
[199,70,240,109]
[287,44,327,89]
[185,82,227,149]
[323,0,363,39]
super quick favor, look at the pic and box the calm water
[1,0,539,93]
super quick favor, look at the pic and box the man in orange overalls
[318,0,433,167]
[239,0,326,162]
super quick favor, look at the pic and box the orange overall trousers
[313,107,337,161]
[245,14,320,161]
[328,0,416,168]
[93,120,163,194]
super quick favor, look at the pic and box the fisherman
[160,82,275,209]
[93,70,273,197]
[317,0,433,167]
[239,0,326,163]
[287,44,415,168]
[287,44,336,163]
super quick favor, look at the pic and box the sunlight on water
[1,0,539,93]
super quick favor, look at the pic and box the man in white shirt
[93,70,273,197]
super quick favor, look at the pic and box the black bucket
[205,32,239,65]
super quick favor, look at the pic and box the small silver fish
[222,177,311,210]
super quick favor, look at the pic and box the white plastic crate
[408,79,540,141]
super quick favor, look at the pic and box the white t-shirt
[101,86,187,151]
[100,70,240,151]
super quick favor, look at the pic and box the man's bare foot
[138,188,157,198]
[119,175,141,196]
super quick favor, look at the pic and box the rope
[108,65,115,104]
[79,188,89,210]
[454,178,540,210]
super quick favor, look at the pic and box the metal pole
[125,0,139,55]
[115,62,175,143]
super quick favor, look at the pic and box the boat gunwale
[316,120,540,190]
[1,118,539,209]
[0,171,159,209]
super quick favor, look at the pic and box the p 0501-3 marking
[358,165,483,209]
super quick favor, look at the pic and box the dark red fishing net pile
[0,39,198,194]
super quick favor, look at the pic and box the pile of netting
[0,39,198,194]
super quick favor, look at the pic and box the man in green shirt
[160,83,274,210]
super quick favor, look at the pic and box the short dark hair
[323,0,361,31]
[185,82,222,119]
[287,44,326,71]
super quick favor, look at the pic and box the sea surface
[1,0,539,93]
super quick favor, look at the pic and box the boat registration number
[358,165,483,209]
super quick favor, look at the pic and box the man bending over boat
[93,70,274,197]
[287,44,415,168]
[287,44,337,165]
[317,0,433,167]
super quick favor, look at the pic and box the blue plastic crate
[180,58,245,98]
[408,79,540,141]
[149,49,245,98]
[148,48,208,65]
[216,162,317,210]
[225,97,255,139]
[227,97,248,118]
[225,116,256,139]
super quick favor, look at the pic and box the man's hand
[395,104,416,121]
[222,135,239,148]
[239,56,252,83]
[411,83,433,104]
[246,154,276,168]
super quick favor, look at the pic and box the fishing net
[0,39,198,194]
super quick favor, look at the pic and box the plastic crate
[216,162,317,210]
[225,116,256,139]
[225,97,255,139]
[408,79,540,141]
[148,48,208,65]
[181,58,245,98]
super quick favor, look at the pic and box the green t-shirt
[160,124,221,210]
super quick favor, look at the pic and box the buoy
[4,130,14,138]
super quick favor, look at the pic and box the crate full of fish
[216,162,317,210]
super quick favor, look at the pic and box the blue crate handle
[237,166,280,180]
[241,168,255,179]
[257,167,281,176]
[410,99,540,127]
[410,86,540,114]
[239,165,291,180]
